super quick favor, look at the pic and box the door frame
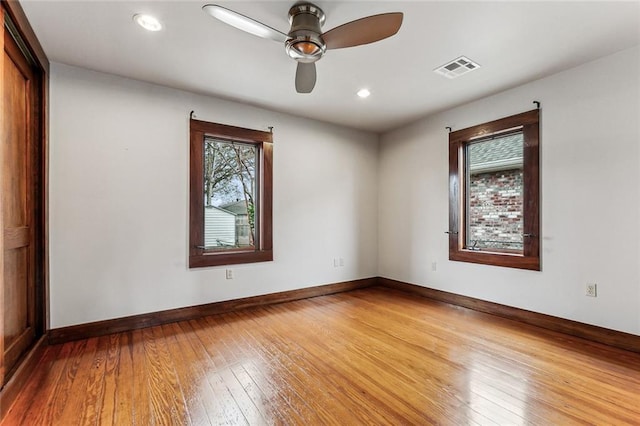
[0,0,48,401]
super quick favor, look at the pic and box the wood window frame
[189,119,273,268]
[448,109,540,271]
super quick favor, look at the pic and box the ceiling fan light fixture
[285,3,326,63]
[286,38,325,62]
[133,14,163,31]
[295,41,321,56]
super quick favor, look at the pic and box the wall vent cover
[434,56,480,79]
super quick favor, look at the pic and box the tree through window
[203,139,257,250]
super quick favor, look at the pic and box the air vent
[434,56,480,79]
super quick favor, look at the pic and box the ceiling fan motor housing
[285,3,326,63]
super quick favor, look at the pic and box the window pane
[203,138,258,251]
[466,132,524,252]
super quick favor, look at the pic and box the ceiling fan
[203,3,403,93]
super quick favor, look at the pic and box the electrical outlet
[431,262,437,272]
[339,258,344,267]
[225,269,233,280]
[586,283,597,297]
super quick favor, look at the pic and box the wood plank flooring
[3,287,640,425]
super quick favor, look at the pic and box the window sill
[462,248,522,256]
[449,250,540,271]
[189,249,273,268]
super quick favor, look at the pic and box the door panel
[2,24,36,383]
[4,40,28,230]
[3,248,30,372]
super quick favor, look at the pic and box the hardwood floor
[3,287,639,425]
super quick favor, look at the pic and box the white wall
[378,46,640,336]
[49,63,379,328]
[51,46,640,335]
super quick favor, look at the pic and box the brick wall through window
[467,168,523,250]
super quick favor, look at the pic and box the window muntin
[448,109,540,270]
[189,119,273,268]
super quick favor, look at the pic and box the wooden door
[2,23,37,384]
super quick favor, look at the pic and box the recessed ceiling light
[357,88,371,98]
[133,14,163,32]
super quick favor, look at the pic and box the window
[448,109,540,270]
[189,119,273,268]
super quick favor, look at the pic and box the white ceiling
[20,0,640,133]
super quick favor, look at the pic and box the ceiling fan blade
[295,62,317,94]
[203,4,288,43]
[323,13,403,50]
